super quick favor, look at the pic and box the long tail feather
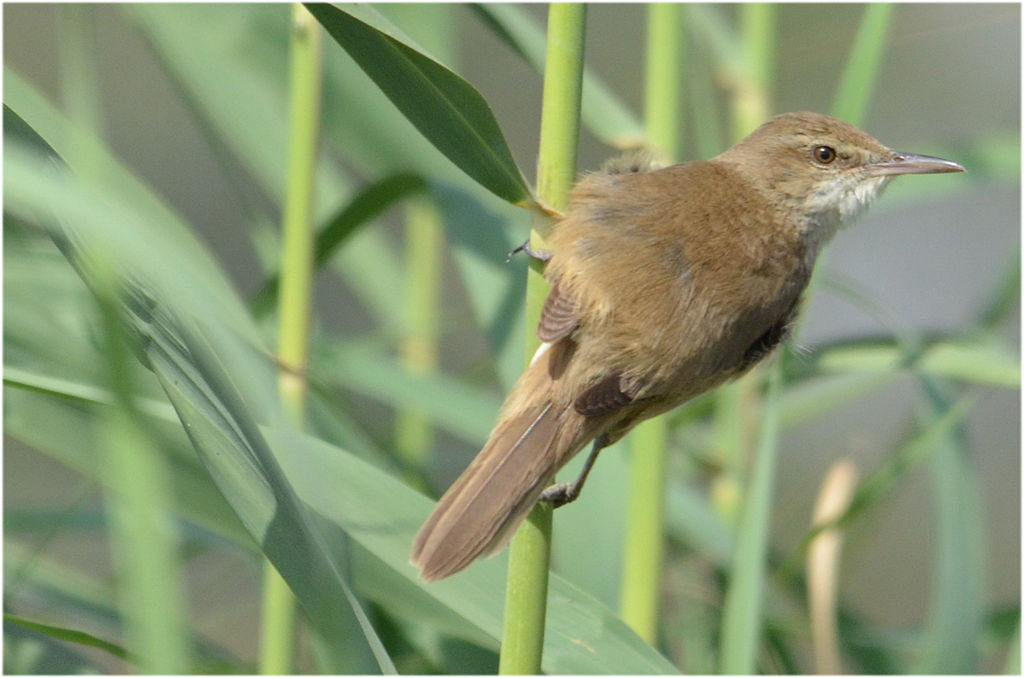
[411,398,571,580]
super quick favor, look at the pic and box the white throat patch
[802,173,891,264]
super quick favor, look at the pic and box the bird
[411,111,965,581]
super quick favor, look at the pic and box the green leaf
[149,320,393,674]
[4,614,109,674]
[4,614,129,662]
[316,340,502,445]
[815,338,1020,388]
[7,355,674,673]
[93,261,193,673]
[269,427,680,675]
[305,3,532,205]
[5,79,673,674]
[3,240,251,547]
[3,72,257,340]
[4,106,394,672]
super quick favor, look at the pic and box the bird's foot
[539,482,580,508]
[508,238,552,263]
[539,434,607,508]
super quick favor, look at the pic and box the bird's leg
[507,238,553,263]
[540,434,608,508]
[508,198,562,261]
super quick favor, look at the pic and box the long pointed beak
[867,151,966,176]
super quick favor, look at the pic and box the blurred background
[4,3,1019,674]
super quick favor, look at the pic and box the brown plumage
[411,112,964,581]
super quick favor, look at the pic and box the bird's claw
[508,238,553,263]
[539,482,578,508]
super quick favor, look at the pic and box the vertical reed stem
[260,5,322,673]
[499,4,586,674]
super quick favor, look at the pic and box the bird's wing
[573,372,642,416]
[537,281,579,342]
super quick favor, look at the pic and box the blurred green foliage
[4,4,1018,674]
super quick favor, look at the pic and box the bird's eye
[813,146,837,164]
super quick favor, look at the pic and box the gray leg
[540,434,608,508]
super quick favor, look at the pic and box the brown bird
[411,111,964,581]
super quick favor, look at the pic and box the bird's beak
[867,151,965,176]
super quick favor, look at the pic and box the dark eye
[813,146,837,164]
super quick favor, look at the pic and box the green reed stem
[499,4,586,674]
[260,5,322,673]
[831,4,894,125]
[396,197,442,479]
[732,3,775,139]
[719,360,783,674]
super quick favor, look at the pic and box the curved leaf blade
[270,426,680,675]
[306,3,532,205]
[4,614,129,662]
[3,106,394,672]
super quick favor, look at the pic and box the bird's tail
[411,348,594,580]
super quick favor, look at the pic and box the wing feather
[537,282,578,342]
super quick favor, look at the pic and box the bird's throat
[801,174,892,265]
